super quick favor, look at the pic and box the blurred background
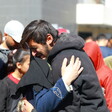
[0,0,112,40]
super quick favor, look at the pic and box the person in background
[20,20,109,112]
[0,48,30,112]
[107,37,112,48]
[0,20,24,80]
[57,28,70,35]
[95,33,112,58]
[84,41,112,112]
[0,20,24,79]
[104,56,112,70]
[78,32,94,43]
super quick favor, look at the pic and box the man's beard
[6,41,18,50]
[34,44,50,59]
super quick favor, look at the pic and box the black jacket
[16,56,53,94]
[48,33,109,112]
[0,76,18,112]
[15,56,54,110]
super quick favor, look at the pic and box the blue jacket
[31,79,68,112]
[100,46,112,58]
[16,57,69,112]
[16,56,69,112]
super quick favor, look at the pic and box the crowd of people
[0,19,111,112]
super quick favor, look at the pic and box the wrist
[62,78,73,92]
[62,77,71,86]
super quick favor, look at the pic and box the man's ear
[46,34,53,46]
[4,33,8,40]
[4,33,8,36]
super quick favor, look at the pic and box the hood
[83,41,104,71]
[48,33,85,61]
[0,48,10,55]
[15,55,53,95]
[0,49,10,63]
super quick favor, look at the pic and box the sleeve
[34,78,69,112]
[32,109,38,112]
[101,72,112,112]
[0,80,9,112]
[62,78,73,92]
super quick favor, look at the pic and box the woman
[16,56,83,112]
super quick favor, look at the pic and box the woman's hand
[61,55,83,86]
[21,99,34,112]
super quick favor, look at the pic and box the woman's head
[7,48,30,74]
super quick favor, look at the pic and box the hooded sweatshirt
[104,56,112,70]
[48,33,109,112]
[84,41,112,112]
[0,48,10,79]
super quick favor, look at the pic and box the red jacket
[84,41,112,112]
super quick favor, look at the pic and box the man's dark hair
[96,33,107,40]
[20,20,59,48]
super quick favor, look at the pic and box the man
[96,33,112,58]
[0,20,24,80]
[20,20,109,112]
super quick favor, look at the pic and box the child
[0,48,30,112]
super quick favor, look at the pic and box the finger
[69,55,75,65]
[62,58,67,70]
[78,67,84,75]
[22,105,25,111]
[73,57,80,69]
[22,99,28,105]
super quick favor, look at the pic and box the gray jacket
[0,48,10,80]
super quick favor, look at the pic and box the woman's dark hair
[20,20,59,48]
[7,48,30,74]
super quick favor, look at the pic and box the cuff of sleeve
[32,109,37,112]
[62,78,73,92]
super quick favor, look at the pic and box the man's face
[6,35,20,50]
[28,40,50,59]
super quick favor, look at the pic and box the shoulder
[0,77,10,86]
[0,77,10,93]
[0,50,10,63]
[0,76,16,88]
